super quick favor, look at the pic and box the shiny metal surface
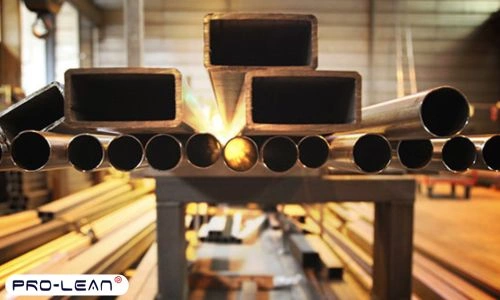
[11,131,71,171]
[346,86,470,140]
[327,133,392,173]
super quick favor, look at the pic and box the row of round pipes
[3,130,499,174]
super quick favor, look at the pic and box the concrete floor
[415,185,500,296]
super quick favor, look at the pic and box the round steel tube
[107,135,145,171]
[223,136,258,172]
[261,136,298,173]
[328,133,392,173]
[429,136,477,173]
[395,140,433,170]
[298,135,329,169]
[68,134,113,172]
[11,130,70,171]
[0,143,18,171]
[185,133,221,168]
[471,135,499,171]
[356,86,470,139]
[145,134,182,171]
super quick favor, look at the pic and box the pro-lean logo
[6,274,129,296]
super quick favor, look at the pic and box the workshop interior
[0,0,499,299]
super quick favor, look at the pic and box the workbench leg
[372,201,414,300]
[156,201,187,300]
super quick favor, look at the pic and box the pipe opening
[397,140,433,169]
[353,134,391,173]
[209,18,313,66]
[421,87,469,137]
[11,131,50,171]
[69,73,176,122]
[482,135,499,171]
[68,135,104,172]
[262,136,297,172]
[108,135,144,171]
[186,134,221,168]
[251,76,356,124]
[145,134,182,171]
[223,136,258,172]
[298,136,329,168]
[442,136,476,172]
[0,85,64,141]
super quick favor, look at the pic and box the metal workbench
[145,166,415,300]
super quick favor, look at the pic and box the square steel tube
[240,70,361,135]
[64,68,182,133]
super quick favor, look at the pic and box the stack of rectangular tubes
[0,13,497,175]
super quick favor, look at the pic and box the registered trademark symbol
[114,276,122,283]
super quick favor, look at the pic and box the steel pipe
[222,136,258,172]
[204,13,318,126]
[107,135,145,171]
[185,133,221,168]
[11,131,71,171]
[0,82,64,143]
[347,87,470,140]
[261,136,298,173]
[68,134,113,172]
[470,135,499,171]
[145,134,182,171]
[327,134,392,173]
[393,140,433,170]
[64,68,184,133]
[298,135,329,169]
[237,70,361,135]
[428,136,477,173]
[0,143,18,171]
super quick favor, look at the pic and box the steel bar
[49,210,156,274]
[304,234,344,279]
[0,232,87,288]
[391,140,433,170]
[54,184,132,222]
[108,134,146,171]
[61,183,153,224]
[145,134,182,171]
[260,136,298,173]
[64,68,184,133]
[204,13,317,126]
[68,133,114,172]
[0,82,64,143]
[185,133,221,168]
[345,86,470,140]
[0,210,41,238]
[470,135,499,171]
[327,134,392,174]
[117,243,157,300]
[238,70,361,135]
[427,136,477,173]
[11,131,72,171]
[0,219,70,264]
[80,194,155,238]
[37,179,128,220]
[222,136,258,172]
[298,135,329,169]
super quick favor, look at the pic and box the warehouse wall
[93,0,500,109]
